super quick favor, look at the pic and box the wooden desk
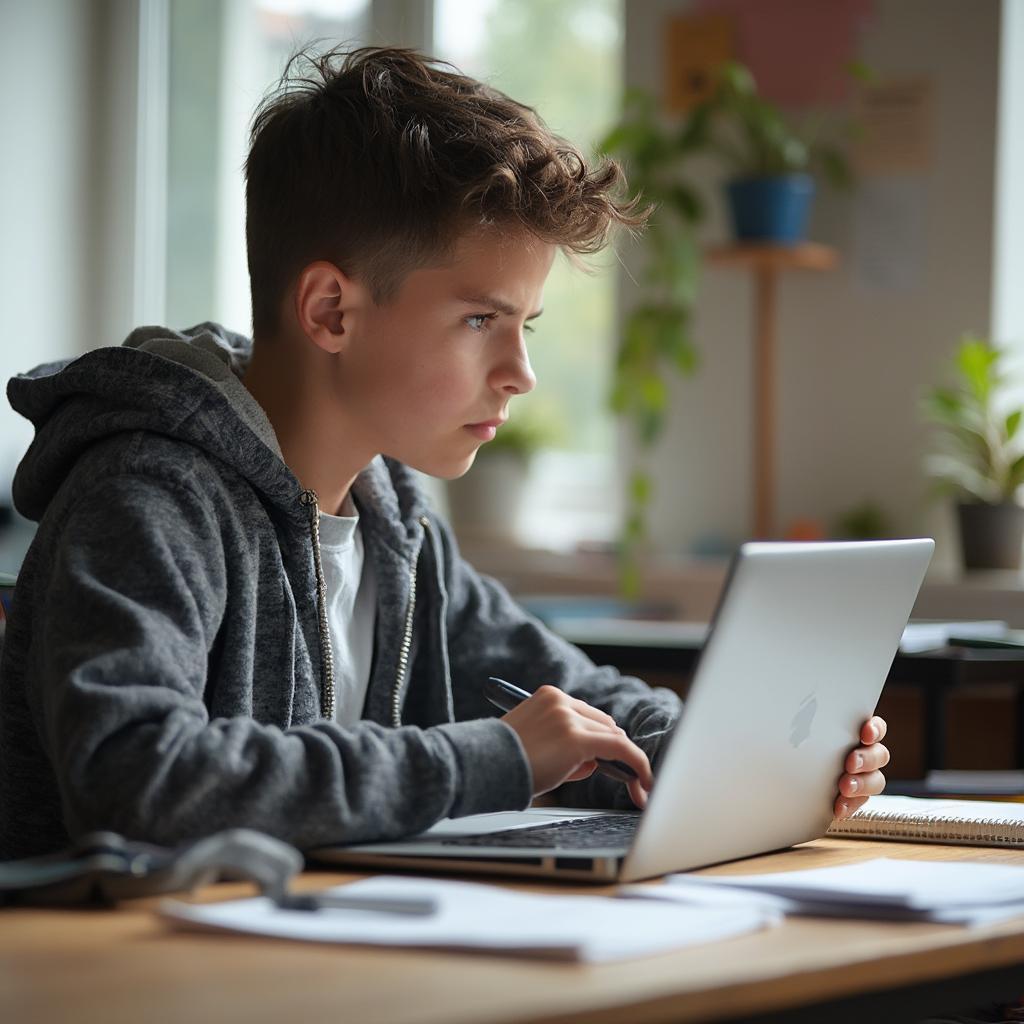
[5,839,1024,1024]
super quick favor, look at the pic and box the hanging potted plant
[922,335,1024,570]
[694,62,856,243]
[446,417,557,544]
[599,61,860,592]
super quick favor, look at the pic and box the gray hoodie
[0,324,682,860]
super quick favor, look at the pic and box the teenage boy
[0,47,888,861]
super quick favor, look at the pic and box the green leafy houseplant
[922,335,1024,569]
[474,418,557,462]
[697,62,855,188]
[600,62,857,592]
[446,417,560,544]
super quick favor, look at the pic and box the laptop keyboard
[438,814,640,850]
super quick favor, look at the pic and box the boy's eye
[465,314,496,331]
[464,313,536,334]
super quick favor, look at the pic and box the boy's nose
[491,341,536,396]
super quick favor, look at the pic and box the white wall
[993,0,1024,350]
[624,0,1002,571]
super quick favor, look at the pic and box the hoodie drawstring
[299,489,336,719]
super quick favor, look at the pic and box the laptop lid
[620,538,934,881]
[311,539,933,882]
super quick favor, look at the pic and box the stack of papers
[622,858,1024,926]
[161,874,779,962]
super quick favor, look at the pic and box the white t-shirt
[318,495,377,726]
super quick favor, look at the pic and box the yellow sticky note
[664,13,735,114]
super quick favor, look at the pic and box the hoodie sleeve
[428,513,683,810]
[29,474,531,849]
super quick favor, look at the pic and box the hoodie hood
[7,323,429,548]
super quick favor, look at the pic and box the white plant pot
[446,453,530,544]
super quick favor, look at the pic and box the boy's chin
[406,450,479,480]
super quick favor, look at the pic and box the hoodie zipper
[391,515,430,728]
[299,489,336,719]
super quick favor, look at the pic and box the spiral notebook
[826,795,1024,848]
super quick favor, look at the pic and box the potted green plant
[693,62,856,243]
[600,62,859,592]
[446,417,557,544]
[922,335,1024,570]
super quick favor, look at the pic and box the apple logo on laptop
[789,692,818,748]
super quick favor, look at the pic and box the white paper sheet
[620,877,1024,927]
[642,858,1024,926]
[898,620,1007,653]
[159,874,778,963]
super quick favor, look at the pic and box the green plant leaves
[612,304,696,442]
[1008,453,1024,493]
[630,470,652,506]
[717,61,756,100]
[922,387,963,420]
[816,143,854,190]
[924,454,1001,504]
[922,334,1024,503]
[601,60,860,591]
[1008,410,1022,441]
[955,336,1000,403]
[659,183,704,223]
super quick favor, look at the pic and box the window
[166,0,372,332]
[434,0,624,547]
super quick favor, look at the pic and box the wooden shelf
[705,241,839,272]
[705,241,840,538]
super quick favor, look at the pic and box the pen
[484,676,639,784]
[277,891,439,915]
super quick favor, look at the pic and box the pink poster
[695,0,873,107]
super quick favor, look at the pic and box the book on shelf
[826,794,1024,848]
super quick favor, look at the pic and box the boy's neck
[243,331,370,516]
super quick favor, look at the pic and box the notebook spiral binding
[827,808,1024,847]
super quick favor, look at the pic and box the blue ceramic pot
[726,174,815,243]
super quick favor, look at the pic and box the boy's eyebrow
[457,293,544,319]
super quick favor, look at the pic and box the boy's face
[334,227,554,478]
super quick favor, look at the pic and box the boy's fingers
[530,686,621,732]
[566,695,620,731]
[583,732,653,789]
[834,794,870,819]
[845,743,890,774]
[628,779,649,809]
[565,761,598,783]
[861,716,887,744]
[839,769,886,799]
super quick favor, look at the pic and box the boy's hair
[245,45,646,334]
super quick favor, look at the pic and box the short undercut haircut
[245,45,646,335]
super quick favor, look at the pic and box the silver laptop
[311,539,934,883]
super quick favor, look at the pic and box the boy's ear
[293,261,362,354]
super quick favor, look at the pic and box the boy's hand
[501,685,653,809]
[834,716,889,819]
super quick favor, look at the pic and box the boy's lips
[464,417,506,442]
